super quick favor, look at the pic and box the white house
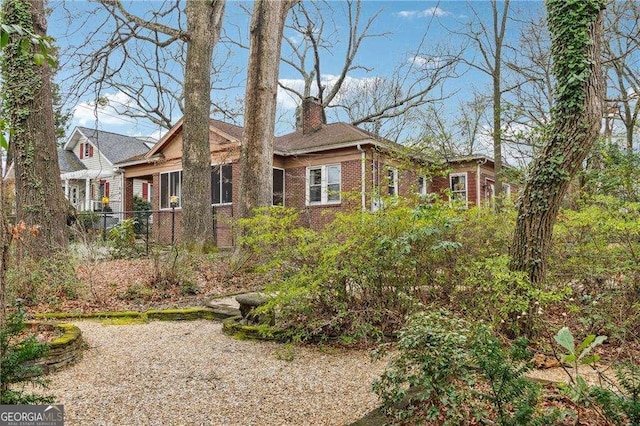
[60,127,155,212]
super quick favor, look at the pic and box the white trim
[449,172,468,207]
[211,163,233,206]
[159,169,182,210]
[61,169,116,180]
[306,164,342,206]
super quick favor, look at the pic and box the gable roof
[64,127,153,165]
[57,148,86,173]
[145,118,244,158]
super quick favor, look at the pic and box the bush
[373,310,563,425]
[6,253,80,307]
[244,200,461,342]
[108,218,139,259]
[133,196,152,235]
[1,308,53,404]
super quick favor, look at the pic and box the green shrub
[1,309,53,404]
[591,361,640,425]
[6,253,80,306]
[373,310,562,425]
[108,218,139,259]
[246,200,461,342]
[132,196,152,235]
[372,310,473,425]
[454,255,567,337]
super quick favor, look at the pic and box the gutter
[357,144,366,210]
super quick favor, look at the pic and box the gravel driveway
[44,320,386,426]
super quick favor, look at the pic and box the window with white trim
[211,164,232,205]
[450,173,468,204]
[160,170,182,209]
[502,183,511,197]
[306,164,341,205]
[417,176,428,196]
[273,168,285,206]
[387,168,398,196]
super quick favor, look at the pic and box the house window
[307,164,341,205]
[387,168,398,196]
[160,170,182,209]
[502,183,511,197]
[273,168,284,206]
[417,176,428,196]
[142,182,152,202]
[450,173,468,204]
[99,180,110,198]
[211,164,232,205]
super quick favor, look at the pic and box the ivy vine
[547,0,606,118]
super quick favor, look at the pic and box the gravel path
[44,320,386,426]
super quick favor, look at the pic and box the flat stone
[235,293,267,307]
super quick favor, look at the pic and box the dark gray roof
[57,148,86,173]
[76,127,152,164]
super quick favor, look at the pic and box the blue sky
[47,1,545,143]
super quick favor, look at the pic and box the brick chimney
[302,97,325,134]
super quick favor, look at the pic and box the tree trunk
[2,0,68,259]
[181,0,225,251]
[510,0,605,285]
[237,0,297,221]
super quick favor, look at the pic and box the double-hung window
[273,168,285,206]
[211,164,232,205]
[307,164,341,205]
[387,168,398,196]
[417,176,428,196]
[160,170,182,209]
[450,172,468,205]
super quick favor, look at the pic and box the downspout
[357,144,366,210]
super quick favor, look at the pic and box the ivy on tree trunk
[510,0,606,285]
[1,0,68,259]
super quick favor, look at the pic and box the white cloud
[410,55,444,69]
[277,74,383,110]
[396,7,451,19]
[72,91,139,127]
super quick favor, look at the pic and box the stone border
[35,306,240,323]
[221,315,287,341]
[25,322,84,374]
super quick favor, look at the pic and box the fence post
[102,211,107,241]
[145,213,150,256]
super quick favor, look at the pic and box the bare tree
[278,0,461,140]
[237,0,297,224]
[460,0,512,210]
[602,0,640,151]
[1,0,69,259]
[510,0,605,286]
[59,1,240,130]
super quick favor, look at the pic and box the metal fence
[73,207,234,253]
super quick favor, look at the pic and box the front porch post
[64,179,69,199]
[84,178,91,211]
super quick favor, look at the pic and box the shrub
[372,310,473,425]
[591,361,640,425]
[132,196,152,235]
[6,253,81,306]
[108,218,139,259]
[373,310,562,425]
[247,200,461,342]
[0,308,53,404]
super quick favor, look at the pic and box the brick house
[117,98,514,246]
[431,155,517,208]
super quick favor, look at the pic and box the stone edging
[35,306,240,323]
[25,322,84,375]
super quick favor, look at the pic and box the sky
[47,1,545,148]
